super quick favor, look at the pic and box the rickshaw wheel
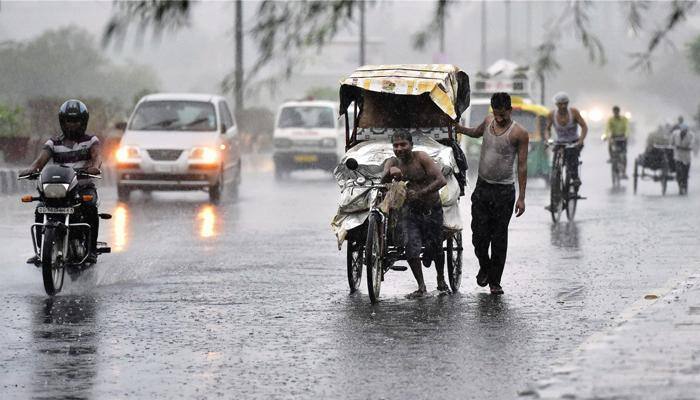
[633,159,639,195]
[365,213,382,304]
[446,232,463,293]
[346,240,363,293]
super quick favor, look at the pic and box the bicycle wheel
[446,232,462,293]
[41,227,65,296]
[365,213,383,304]
[549,152,564,223]
[346,239,363,293]
[566,183,578,221]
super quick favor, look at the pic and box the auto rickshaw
[512,97,551,182]
[331,64,469,304]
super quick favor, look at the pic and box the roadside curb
[519,273,700,399]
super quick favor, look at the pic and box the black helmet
[58,99,89,139]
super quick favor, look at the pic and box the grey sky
[1,1,699,131]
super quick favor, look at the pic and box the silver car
[115,93,241,204]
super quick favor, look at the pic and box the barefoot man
[381,131,447,298]
[454,92,529,295]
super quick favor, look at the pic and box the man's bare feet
[437,279,449,292]
[405,288,428,299]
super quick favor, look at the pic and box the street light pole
[359,0,366,66]
[234,0,244,111]
[505,0,511,60]
[480,0,487,71]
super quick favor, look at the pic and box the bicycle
[609,138,627,189]
[547,141,585,222]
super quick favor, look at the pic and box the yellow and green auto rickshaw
[511,97,550,182]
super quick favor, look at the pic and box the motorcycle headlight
[321,138,336,148]
[189,147,219,164]
[42,183,69,198]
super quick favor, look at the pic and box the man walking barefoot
[454,92,529,295]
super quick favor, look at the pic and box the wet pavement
[1,142,699,399]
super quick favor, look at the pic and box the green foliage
[0,26,159,108]
[687,34,700,75]
[0,105,28,138]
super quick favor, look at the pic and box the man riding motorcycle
[21,99,102,264]
[603,105,630,178]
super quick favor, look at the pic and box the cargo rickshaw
[331,64,470,303]
[633,144,676,195]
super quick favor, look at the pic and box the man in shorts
[382,131,447,298]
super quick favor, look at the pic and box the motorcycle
[19,165,111,295]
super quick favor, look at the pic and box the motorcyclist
[21,100,102,264]
[603,106,630,178]
[544,92,588,187]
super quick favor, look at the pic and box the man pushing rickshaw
[331,64,469,303]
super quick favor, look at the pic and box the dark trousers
[34,185,99,253]
[471,179,515,286]
[563,147,581,181]
[676,161,690,191]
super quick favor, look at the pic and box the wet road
[1,142,699,399]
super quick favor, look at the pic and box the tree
[0,26,159,108]
[103,0,697,99]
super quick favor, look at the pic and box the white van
[272,100,346,179]
[115,93,242,203]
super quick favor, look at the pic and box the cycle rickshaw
[633,144,676,195]
[331,64,470,303]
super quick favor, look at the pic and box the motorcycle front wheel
[41,227,65,296]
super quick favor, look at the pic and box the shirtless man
[381,131,447,298]
[453,92,529,295]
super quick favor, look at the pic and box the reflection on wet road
[0,147,699,399]
[197,205,217,239]
[112,204,128,252]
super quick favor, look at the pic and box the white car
[115,93,241,203]
[272,100,347,179]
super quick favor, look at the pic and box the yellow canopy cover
[340,64,470,120]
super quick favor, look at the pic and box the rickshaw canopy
[339,64,470,121]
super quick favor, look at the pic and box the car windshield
[278,106,335,129]
[129,101,217,132]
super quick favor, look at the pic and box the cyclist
[545,92,588,187]
[603,106,630,178]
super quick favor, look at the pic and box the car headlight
[116,146,141,163]
[274,138,293,149]
[189,147,219,164]
[42,183,69,198]
[320,138,336,148]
